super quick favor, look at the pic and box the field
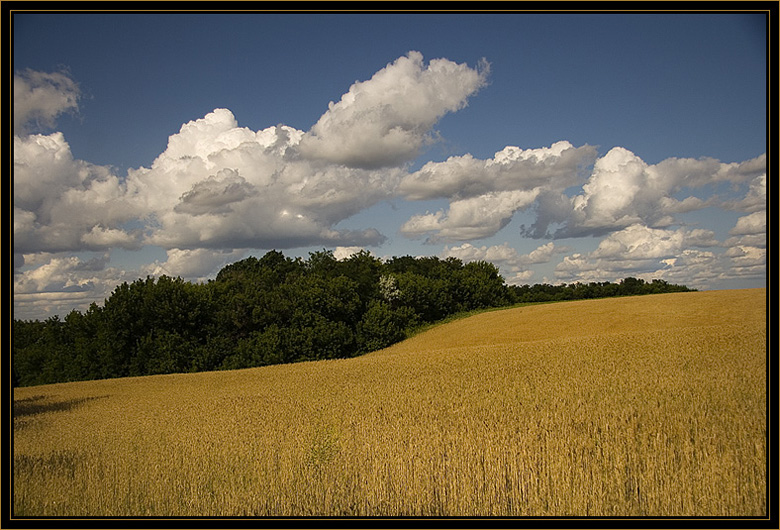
[12,289,767,517]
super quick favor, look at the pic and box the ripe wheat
[13,289,766,517]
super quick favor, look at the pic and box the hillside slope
[13,289,767,517]
[381,288,766,354]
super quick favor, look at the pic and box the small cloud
[724,211,766,253]
[321,228,387,248]
[400,141,596,200]
[590,224,686,261]
[143,248,246,280]
[401,190,540,242]
[729,210,766,236]
[174,169,259,216]
[333,246,364,260]
[13,253,140,320]
[442,241,565,284]
[14,68,80,135]
[723,173,766,213]
[80,226,141,250]
[684,228,721,248]
[550,224,755,289]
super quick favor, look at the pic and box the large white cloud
[124,108,403,250]
[298,51,489,169]
[16,54,489,258]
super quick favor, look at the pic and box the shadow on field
[13,395,109,419]
[14,449,84,479]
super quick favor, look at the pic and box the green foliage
[458,261,511,309]
[395,272,455,322]
[12,249,694,386]
[357,300,418,353]
[508,277,693,303]
[134,330,194,376]
[220,325,285,370]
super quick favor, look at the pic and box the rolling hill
[12,289,767,517]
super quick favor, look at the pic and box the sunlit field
[13,289,766,517]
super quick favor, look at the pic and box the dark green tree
[457,260,510,310]
[11,246,695,387]
[357,300,418,353]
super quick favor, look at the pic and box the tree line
[13,250,694,387]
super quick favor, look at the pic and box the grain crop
[13,289,767,517]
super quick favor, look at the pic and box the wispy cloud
[13,68,80,135]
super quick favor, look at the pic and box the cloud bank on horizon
[13,51,766,320]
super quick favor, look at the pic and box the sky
[13,11,768,321]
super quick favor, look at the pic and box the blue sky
[13,11,767,320]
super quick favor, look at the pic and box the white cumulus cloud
[121,107,406,250]
[527,148,766,239]
[300,51,488,169]
[299,51,489,169]
[13,132,137,255]
[400,141,596,200]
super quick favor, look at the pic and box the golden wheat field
[13,289,767,517]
